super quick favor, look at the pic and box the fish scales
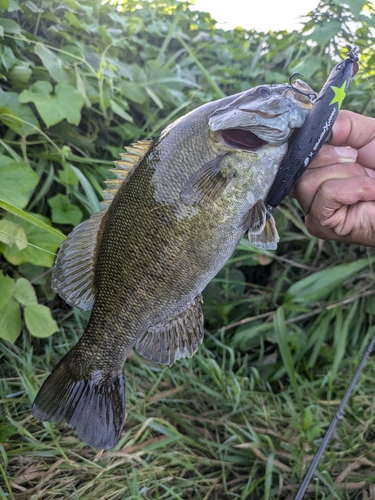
[33,82,314,449]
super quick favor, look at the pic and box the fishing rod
[295,329,375,499]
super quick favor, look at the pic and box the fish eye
[257,87,270,97]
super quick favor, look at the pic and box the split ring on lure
[265,45,359,210]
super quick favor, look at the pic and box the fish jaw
[208,82,314,145]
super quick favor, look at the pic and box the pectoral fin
[180,154,235,206]
[248,215,279,250]
[135,295,204,366]
[242,200,268,234]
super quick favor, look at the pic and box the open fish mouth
[221,128,268,151]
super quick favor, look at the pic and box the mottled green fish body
[32,81,313,449]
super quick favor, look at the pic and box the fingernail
[334,146,357,163]
[365,168,375,179]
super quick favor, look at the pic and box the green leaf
[34,44,71,84]
[24,304,59,338]
[0,88,39,135]
[309,21,342,47]
[48,194,83,225]
[0,154,39,208]
[1,213,63,267]
[0,45,17,71]
[0,199,65,240]
[19,81,84,127]
[9,62,32,85]
[0,270,14,311]
[0,0,10,9]
[290,56,321,80]
[0,424,18,442]
[58,163,79,187]
[0,18,21,34]
[302,407,313,432]
[335,0,365,17]
[110,99,133,122]
[0,297,22,343]
[0,219,28,250]
[14,278,37,306]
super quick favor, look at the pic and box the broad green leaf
[34,44,71,84]
[0,297,22,343]
[0,154,39,208]
[0,270,14,311]
[309,21,341,47]
[48,194,83,225]
[290,56,321,80]
[334,0,365,17]
[24,304,59,338]
[1,214,62,267]
[0,0,10,9]
[0,45,17,71]
[120,82,147,105]
[0,88,39,135]
[285,257,375,305]
[14,278,37,306]
[19,81,84,127]
[58,163,79,187]
[0,18,21,34]
[9,62,32,85]
[0,199,65,240]
[0,219,28,250]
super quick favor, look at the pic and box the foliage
[1,0,375,497]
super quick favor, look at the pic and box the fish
[32,80,314,449]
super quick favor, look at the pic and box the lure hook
[289,72,318,99]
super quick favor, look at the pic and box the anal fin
[135,295,204,366]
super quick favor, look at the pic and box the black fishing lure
[265,45,359,209]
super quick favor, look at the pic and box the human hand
[291,110,375,247]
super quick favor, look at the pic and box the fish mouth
[221,128,268,151]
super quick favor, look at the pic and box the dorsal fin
[100,140,152,210]
[52,211,106,310]
[53,140,153,308]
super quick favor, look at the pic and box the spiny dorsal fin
[135,295,204,366]
[248,215,279,250]
[53,140,153,307]
[101,140,153,210]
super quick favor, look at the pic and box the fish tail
[32,348,125,449]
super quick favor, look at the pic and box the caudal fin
[32,350,125,449]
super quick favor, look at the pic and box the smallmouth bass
[33,81,314,449]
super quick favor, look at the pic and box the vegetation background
[1,0,375,498]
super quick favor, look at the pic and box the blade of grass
[274,306,304,413]
[0,199,65,240]
[0,229,57,255]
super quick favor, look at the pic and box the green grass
[2,238,375,499]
